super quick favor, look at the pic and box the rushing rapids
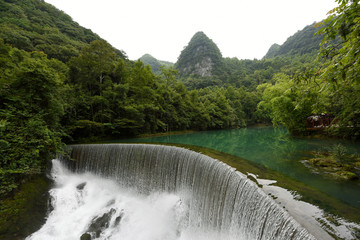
[27,144,316,240]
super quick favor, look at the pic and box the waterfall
[28,144,316,240]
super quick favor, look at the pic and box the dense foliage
[0,0,103,62]
[0,39,66,195]
[315,0,360,137]
[1,0,359,197]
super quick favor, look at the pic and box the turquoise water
[113,126,360,210]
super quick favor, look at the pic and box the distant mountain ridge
[136,21,327,80]
[171,24,323,79]
[263,23,323,59]
[139,54,173,74]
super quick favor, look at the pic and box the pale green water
[114,126,360,210]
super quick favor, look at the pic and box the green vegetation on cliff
[175,31,223,77]
[0,0,101,62]
[263,23,324,58]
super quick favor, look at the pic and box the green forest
[0,0,359,198]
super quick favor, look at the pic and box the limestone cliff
[175,32,222,77]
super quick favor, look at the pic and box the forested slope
[0,0,94,62]
[263,23,323,58]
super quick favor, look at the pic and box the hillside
[175,31,223,77]
[263,44,281,59]
[139,54,173,74]
[263,23,323,58]
[0,0,126,62]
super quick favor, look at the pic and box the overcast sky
[45,0,337,62]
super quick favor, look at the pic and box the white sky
[45,0,338,62]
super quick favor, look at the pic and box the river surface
[114,126,360,210]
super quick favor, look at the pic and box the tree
[257,73,313,134]
[315,0,360,137]
[0,43,66,195]
[68,40,116,96]
[317,0,360,83]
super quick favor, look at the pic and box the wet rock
[85,208,116,237]
[114,210,124,227]
[80,233,91,240]
[76,182,87,190]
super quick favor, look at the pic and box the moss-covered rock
[355,161,360,168]
[308,158,342,171]
[80,233,92,240]
[334,171,359,180]
[0,174,50,240]
[304,150,360,181]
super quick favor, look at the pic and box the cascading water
[27,144,316,240]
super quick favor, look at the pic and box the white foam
[28,160,233,240]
